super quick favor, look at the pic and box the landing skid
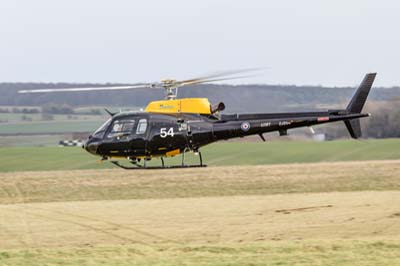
[110,151,207,170]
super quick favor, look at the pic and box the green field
[0,139,400,172]
[0,135,66,147]
[0,110,107,134]
[0,120,104,134]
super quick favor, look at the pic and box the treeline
[0,107,40,114]
[1,103,102,115]
[41,103,74,114]
[364,101,400,138]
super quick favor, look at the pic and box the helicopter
[18,70,377,169]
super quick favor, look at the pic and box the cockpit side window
[107,119,135,138]
[93,118,112,138]
[136,119,148,134]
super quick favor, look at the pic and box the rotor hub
[160,79,179,100]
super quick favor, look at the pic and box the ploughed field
[0,158,400,265]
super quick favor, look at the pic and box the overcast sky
[0,0,399,87]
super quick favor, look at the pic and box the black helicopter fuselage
[84,110,368,160]
[83,72,376,165]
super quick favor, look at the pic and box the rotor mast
[161,79,179,100]
[166,87,178,100]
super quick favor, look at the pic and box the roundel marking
[241,121,251,132]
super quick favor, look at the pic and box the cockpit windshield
[93,118,112,138]
[107,119,135,138]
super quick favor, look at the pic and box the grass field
[0,139,400,172]
[0,135,66,147]
[0,161,400,265]
[1,140,400,265]
[0,111,107,134]
[0,120,104,134]
[0,105,141,135]
[1,161,399,204]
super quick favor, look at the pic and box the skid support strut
[110,150,206,170]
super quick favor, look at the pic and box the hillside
[1,83,400,113]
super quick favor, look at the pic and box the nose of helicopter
[83,138,100,155]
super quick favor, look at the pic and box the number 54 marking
[160,127,174,138]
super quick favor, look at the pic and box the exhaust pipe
[211,102,225,114]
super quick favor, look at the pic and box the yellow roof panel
[145,98,211,114]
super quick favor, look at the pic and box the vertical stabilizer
[346,73,376,113]
[344,73,376,139]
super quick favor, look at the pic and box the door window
[136,119,148,134]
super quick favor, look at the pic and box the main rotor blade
[18,84,156,94]
[179,74,257,86]
[17,67,265,95]
[173,68,265,87]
